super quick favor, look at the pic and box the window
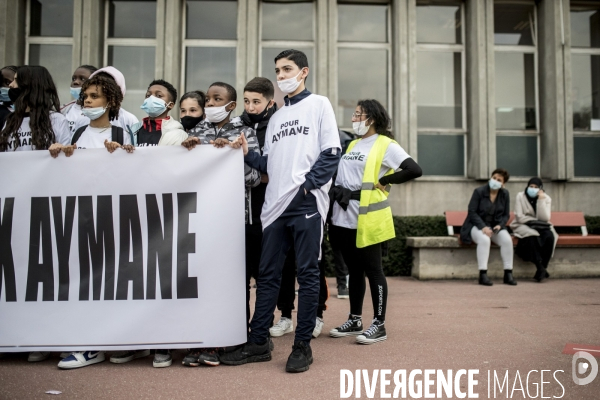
[416,1,465,176]
[260,1,315,107]
[571,3,600,177]
[494,1,539,177]
[26,0,76,106]
[336,2,390,128]
[183,0,238,103]
[104,0,162,121]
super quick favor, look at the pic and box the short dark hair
[77,65,98,74]
[209,81,237,102]
[357,99,393,139]
[491,168,510,183]
[81,74,123,122]
[244,77,274,100]
[180,90,206,108]
[274,49,309,70]
[148,79,177,103]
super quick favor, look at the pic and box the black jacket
[460,184,510,244]
[240,104,278,224]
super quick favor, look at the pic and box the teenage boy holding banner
[224,49,341,373]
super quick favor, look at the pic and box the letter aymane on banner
[0,146,247,352]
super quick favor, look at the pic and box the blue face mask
[81,106,106,120]
[70,87,81,100]
[141,95,169,118]
[489,178,502,190]
[526,187,539,198]
[0,87,10,103]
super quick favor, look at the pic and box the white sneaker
[28,352,50,362]
[110,349,150,364]
[58,351,105,369]
[59,352,72,358]
[312,317,324,338]
[269,317,293,337]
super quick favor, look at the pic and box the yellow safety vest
[346,135,396,248]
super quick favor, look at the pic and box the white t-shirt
[261,93,341,228]
[63,103,139,139]
[331,134,410,229]
[73,125,132,149]
[3,111,70,151]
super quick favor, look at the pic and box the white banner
[0,146,247,352]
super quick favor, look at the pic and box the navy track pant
[249,212,323,343]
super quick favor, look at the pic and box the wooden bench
[407,211,600,280]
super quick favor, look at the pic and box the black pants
[277,242,329,319]
[249,212,323,344]
[330,225,388,322]
[245,223,263,332]
[328,226,349,288]
[515,229,554,269]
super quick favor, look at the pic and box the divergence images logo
[572,351,598,386]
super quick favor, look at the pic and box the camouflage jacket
[188,117,261,224]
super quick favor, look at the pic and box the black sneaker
[337,285,349,299]
[199,348,220,366]
[220,341,271,366]
[153,349,172,368]
[329,315,363,337]
[182,349,202,367]
[356,320,387,344]
[285,341,313,373]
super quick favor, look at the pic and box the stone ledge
[406,236,460,248]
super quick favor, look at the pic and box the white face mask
[205,101,233,123]
[81,106,107,120]
[277,71,303,94]
[353,120,370,136]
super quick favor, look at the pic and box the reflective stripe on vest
[346,135,396,248]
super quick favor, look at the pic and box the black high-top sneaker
[479,270,493,286]
[285,341,313,373]
[503,270,517,286]
[329,314,363,337]
[220,341,271,365]
[356,320,387,344]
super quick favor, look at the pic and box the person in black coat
[460,168,516,286]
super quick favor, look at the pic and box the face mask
[526,187,540,198]
[81,106,107,120]
[247,103,272,123]
[0,87,10,103]
[353,120,370,136]
[141,95,170,118]
[205,101,233,123]
[70,87,81,100]
[489,179,502,190]
[277,71,303,94]
[181,115,203,130]
[8,87,22,103]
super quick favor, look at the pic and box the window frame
[332,1,392,131]
[492,0,540,177]
[415,1,467,177]
[570,2,600,178]
[25,0,81,75]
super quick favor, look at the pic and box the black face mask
[8,87,22,103]
[181,115,203,131]
[247,104,272,123]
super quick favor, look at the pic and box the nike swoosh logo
[306,212,319,219]
[87,352,99,358]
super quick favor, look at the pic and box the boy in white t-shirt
[224,49,341,373]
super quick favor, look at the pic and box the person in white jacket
[510,177,558,282]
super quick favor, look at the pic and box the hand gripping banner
[0,146,247,352]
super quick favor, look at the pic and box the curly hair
[0,65,60,151]
[79,74,123,122]
[356,99,394,139]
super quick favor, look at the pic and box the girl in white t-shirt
[328,99,422,345]
[50,69,132,157]
[0,65,69,153]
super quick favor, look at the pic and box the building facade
[0,0,598,215]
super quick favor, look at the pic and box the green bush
[323,216,446,277]
[323,215,600,277]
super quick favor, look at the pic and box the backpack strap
[111,126,124,145]
[71,125,87,145]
